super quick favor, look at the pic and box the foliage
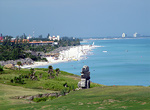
[58,37,80,47]
[33,96,57,102]
[0,36,81,61]
[2,86,150,110]
[17,61,22,70]
[48,65,53,78]
[55,68,60,76]
[0,68,101,91]
[30,68,34,74]
[41,58,48,62]
[10,75,26,84]
[60,89,66,96]
[0,64,3,71]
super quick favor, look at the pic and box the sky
[0,0,150,38]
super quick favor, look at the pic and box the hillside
[0,68,150,110]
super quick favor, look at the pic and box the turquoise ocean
[37,38,150,86]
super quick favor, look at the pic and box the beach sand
[21,45,96,69]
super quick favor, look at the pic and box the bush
[0,65,4,71]
[60,89,65,96]
[33,97,47,102]
[41,58,48,62]
[10,79,13,83]
[11,75,25,84]
[33,96,56,102]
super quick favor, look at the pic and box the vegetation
[1,84,150,109]
[17,61,22,71]
[0,64,3,72]
[0,36,81,61]
[0,67,150,109]
[58,37,80,47]
[55,68,60,76]
[33,96,57,102]
[0,67,100,91]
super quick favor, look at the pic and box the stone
[4,64,15,69]
[78,65,91,89]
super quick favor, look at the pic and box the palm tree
[48,65,53,78]
[55,68,60,76]
[30,68,35,80]
[17,61,22,71]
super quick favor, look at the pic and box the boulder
[4,64,15,69]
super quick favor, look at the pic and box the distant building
[27,35,32,39]
[0,37,3,41]
[49,35,60,41]
[122,33,127,38]
[133,32,140,37]
[11,38,16,41]
[29,41,54,46]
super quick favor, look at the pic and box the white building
[122,33,127,38]
[133,32,140,37]
[27,35,32,39]
[49,35,60,41]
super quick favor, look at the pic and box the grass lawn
[1,85,150,110]
[0,83,55,107]
[0,68,150,110]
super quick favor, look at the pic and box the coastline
[21,45,97,69]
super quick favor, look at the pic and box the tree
[30,68,37,80]
[23,33,27,39]
[0,64,3,72]
[47,33,50,39]
[48,65,53,78]
[17,61,22,71]
[55,68,60,76]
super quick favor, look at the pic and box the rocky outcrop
[78,65,90,89]
[11,93,59,101]
[0,58,34,66]
[4,64,15,69]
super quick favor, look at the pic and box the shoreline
[21,45,99,69]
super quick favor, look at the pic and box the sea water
[38,38,150,86]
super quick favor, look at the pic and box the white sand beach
[21,45,98,69]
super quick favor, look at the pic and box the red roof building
[0,37,3,40]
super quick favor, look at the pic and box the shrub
[33,96,56,102]
[33,97,47,102]
[10,79,13,83]
[0,64,3,71]
[60,89,65,96]
[41,58,48,62]
[11,75,25,84]
[71,85,75,91]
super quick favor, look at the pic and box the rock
[4,64,15,69]
[50,93,57,97]
[26,96,34,100]
[78,65,91,89]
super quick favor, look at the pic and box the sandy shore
[21,45,99,69]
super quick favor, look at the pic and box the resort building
[29,41,54,46]
[27,35,32,39]
[122,33,127,38]
[133,32,140,37]
[49,35,60,41]
[0,36,3,41]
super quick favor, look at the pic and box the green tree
[0,64,3,72]
[55,68,60,76]
[48,65,53,78]
[47,33,50,39]
[17,61,22,71]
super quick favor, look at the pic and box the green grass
[0,83,55,107]
[1,68,150,110]
[1,85,150,110]
[0,68,101,91]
